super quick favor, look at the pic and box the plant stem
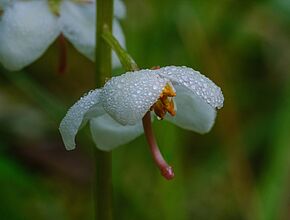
[102,27,138,71]
[94,0,113,219]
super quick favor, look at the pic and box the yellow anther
[151,83,176,119]
[161,83,176,98]
[161,97,176,116]
[151,100,167,119]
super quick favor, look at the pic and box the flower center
[48,0,93,16]
[48,0,62,16]
[151,83,176,120]
[142,82,176,180]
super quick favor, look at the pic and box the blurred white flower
[59,66,224,150]
[0,0,126,71]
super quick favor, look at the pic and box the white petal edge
[101,70,169,125]
[90,113,144,151]
[157,66,224,109]
[165,85,217,133]
[0,1,60,70]
[59,89,105,150]
[59,0,95,61]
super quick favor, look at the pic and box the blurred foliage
[0,0,290,219]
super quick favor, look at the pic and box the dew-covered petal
[0,1,60,70]
[165,85,217,133]
[90,113,144,151]
[59,89,105,150]
[157,66,224,109]
[101,70,169,125]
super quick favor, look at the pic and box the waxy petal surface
[60,0,95,61]
[114,0,126,19]
[0,1,60,70]
[90,114,144,151]
[59,89,104,150]
[101,70,169,125]
[157,66,224,109]
[165,85,216,133]
[0,0,11,9]
[60,1,125,67]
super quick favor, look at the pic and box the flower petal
[101,70,169,125]
[90,113,144,151]
[59,89,105,150]
[59,0,95,61]
[59,1,126,68]
[165,84,217,133]
[0,1,60,70]
[0,0,11,9]
[157,66,224,109]
[114,0,126,19]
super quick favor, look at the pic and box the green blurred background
[1,0,290,219]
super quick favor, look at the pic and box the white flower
[0,0,126,71]
[59,65,224,179]
[59,66,224,151]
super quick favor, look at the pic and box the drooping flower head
[0,0,126,70]
[59,66,224,179]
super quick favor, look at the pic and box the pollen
[151,83,176,119]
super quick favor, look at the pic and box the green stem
[95,0,113,87]
[94,0,113,220]
[102,27,138,71]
